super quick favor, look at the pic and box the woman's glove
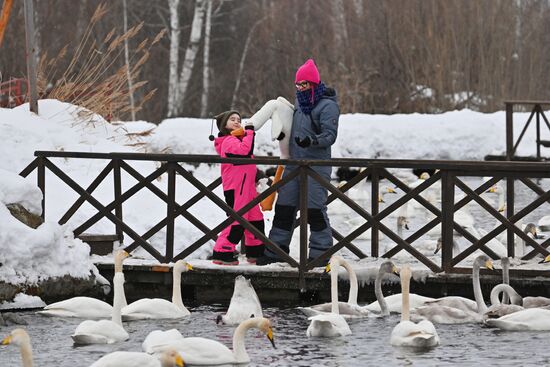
[295,136,312,148]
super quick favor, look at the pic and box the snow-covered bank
[1,99,549,286]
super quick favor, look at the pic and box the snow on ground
[0,293,45,310]
[1,99,550,287]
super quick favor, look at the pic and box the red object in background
[0,78,27,108]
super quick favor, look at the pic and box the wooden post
[506,176,515,257]
[23,0,38,113]
[37,156,45,220]
[371,166,379,257]
[536,105,541,160]
[166,162,176,262]
[505,102,513,160]
[299,164,308,292]
[441,171,455,273]
[113,159,124,244]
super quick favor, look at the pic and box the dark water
[1,305,550,366]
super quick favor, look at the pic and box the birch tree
[175,0,205,115]
[122,0,135,120]
[166,0,180,117]
[199,0,212,117]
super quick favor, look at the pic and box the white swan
[37,250,129,318]
[122,260,192,320]
[2,329,33,367]
[484,308,550,331]
[298,256,368,319]
[412,255,493,324]
[71,268,129,345]
[364,263,434,314]
[390,265,439,348]
[306,256,352,337]
[249,96,294,159]
[91,349,184,367]
[483,284,524,320]
[216,275,263,325]
[144,317,275,365]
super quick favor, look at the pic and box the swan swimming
[91,349,184,367]
[298,256,368,319]
[483,284,524,320]
[143,317,275,365]
[390,265,439,348]
[71,256,129,345]
[37,250,129,319]
[122,260,192,320]
[216,275,263,325]
[364,262,434,314]
[2,329,33,367]
[412,255,493,324]
[484,307,550,331]
[306,256,352,337]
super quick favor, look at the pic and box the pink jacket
[214,130,256,191]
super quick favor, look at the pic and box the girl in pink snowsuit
[212,110,265,265]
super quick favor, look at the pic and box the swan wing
[299,302,368,319]
[390,320,439,347]
[366,294,434,313]
[523,296,550,309]
[156,337,235,365]
[91,352,160,367]
[306,314,352,337]
[412,305,482,324]
[122,298,189,320]
[72,319,129,345]
[222,276,263,325]
[485,308,550,331]
[142,329,185,354]
[38,297,112,318]
[424,296,478,313]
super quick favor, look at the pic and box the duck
[143,317,275,365]
[122,260,192,320]
[2,329,33,367]
[364,262,434,314]
[411,255,493,324]
[390,265,439,348]
[71,253,129,345]
[91,349,184,367]
[216,275,263,325]
[306,256,352,337]
[37,250,129,319]
[298,255,368,319]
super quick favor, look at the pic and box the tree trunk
[122,0,135,120]
[200,0,212,117]
[166,0,181,117]
[175,0,206,115]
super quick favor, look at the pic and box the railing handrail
[34,150,550,172]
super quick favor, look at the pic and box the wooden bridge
[18,150,550,292]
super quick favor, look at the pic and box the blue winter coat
[289,88,339,160]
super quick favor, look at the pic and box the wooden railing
[505,100,550,161]
[19,151,550,289]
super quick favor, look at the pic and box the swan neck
[502,259,510,304]
[20,342,33,367]
[330,262,340,314]
[490,284,521,306]
[111,272,125,326]
[397,225,403,239]
[401,272,410,322]
[232,318,256,363]
[472,261,487,313]
[374,268,389,316]
[340,261,358,305]
[172,267,184,309]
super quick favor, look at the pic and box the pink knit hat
[295,59,320,84]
